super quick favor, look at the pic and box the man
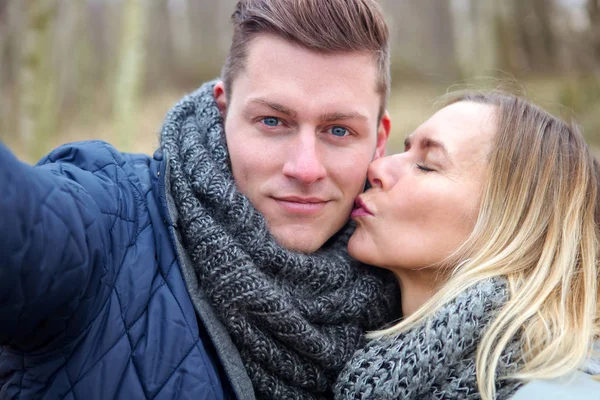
[0,0,399,399]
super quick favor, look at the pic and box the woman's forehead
[410,102,496,158]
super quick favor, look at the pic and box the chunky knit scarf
[159,80,400,400]
[335,278,522,400]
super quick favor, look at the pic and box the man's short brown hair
[221,0,390,117]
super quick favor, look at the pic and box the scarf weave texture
[159,80,400,400]
[334,278,522,399]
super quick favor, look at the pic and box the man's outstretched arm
[0,141,125,351]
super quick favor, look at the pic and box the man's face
[214,34,390,253]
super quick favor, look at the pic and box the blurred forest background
[2,0,600,162]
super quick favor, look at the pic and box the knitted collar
[159,80,400,400]
[334,278,522,400]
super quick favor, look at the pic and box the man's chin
[270,228,329,254]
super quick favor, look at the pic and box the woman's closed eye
[416,164,435,172]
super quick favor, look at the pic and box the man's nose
[282,130,327,185]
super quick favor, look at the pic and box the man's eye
[261,117,280,127]
[330,126,349,137]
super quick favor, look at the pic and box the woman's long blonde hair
[371,92,600,399]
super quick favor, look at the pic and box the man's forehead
[245,33,376,63]
[242,34,379,86]
[227,34,383,121]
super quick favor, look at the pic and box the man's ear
[374,110,391,160]
[213,81,228,118]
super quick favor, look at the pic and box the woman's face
[349,101,496,271]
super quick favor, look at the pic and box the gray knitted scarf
[159,80,400,400]
[335,278,522,400]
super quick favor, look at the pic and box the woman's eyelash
[416,164,434,172]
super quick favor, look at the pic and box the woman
[335,92,600,399]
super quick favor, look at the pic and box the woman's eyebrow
[421,137,449,159]
[405,136,450,159]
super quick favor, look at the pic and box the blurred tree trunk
[19,0,57,160]
[494,0,520,75]
[0,0,11,140]
[452,0,498,78]
[474,0,498,76]
[145,0,176,90]
[0,1,8,78]
[56,0,94,119]
[168,0,191,71]
[410,0,458,78]
[89,1,112,87]
[189,0,222,80]
[113,0,147,151]
[516,0,557,72]
[430,0,459,78]
[452,0,524,79]
[382,0,457,80]
[501,0,561,76]
[533,0,557,67]
[589,0,600,60]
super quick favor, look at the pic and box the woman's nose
[367,154,402,190]
[367,157,386,189]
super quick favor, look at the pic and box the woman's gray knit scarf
[335,278,523,400]
[159,80,400,400]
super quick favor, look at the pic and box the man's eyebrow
[405,136,450,158]
[247,98,297,118]
[320,111,369,123]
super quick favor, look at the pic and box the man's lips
[273,196,329,215]
[351,196,373,218]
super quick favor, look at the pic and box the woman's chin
[348,230,374,265]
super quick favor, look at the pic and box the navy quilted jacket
[0,141,238,399]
